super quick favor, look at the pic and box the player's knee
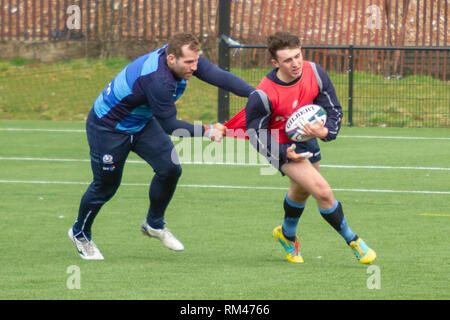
[158,162,182,179]
[290,190,310,203]
[102,185,120,201]
[169,163,182,178]
[313,185,334,205]
[90,180,120,202]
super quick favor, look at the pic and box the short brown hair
[166,33,201,58]
[267,32,301,60]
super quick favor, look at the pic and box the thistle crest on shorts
[102,154,114,164]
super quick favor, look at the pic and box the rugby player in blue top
[68,33,255,260]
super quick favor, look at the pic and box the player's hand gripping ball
[285,104,327,142]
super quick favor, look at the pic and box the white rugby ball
[285,104,327,142]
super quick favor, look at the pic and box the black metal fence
[221,43,450,128]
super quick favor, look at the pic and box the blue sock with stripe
[282,193,306,242]
[319,199,357,244]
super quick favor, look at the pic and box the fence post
[348,45,354,127]
[218,0,231,123]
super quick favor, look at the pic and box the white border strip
[0,179,448,195]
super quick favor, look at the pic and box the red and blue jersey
[225,60,343,163]
[256,61,320,143]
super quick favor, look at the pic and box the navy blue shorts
[278,138,321,175]
[85,109,181,185]
[289,138,322,164]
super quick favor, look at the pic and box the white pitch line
[0,127,449,140]
[0,128,85,133]
[331,188,450,195]
[339,135,450,140]
[320,164,450,171]
[0,156,91,162]
[0,179,449,195]
[0,156,449,171]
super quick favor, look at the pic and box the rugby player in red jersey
[226,32,376,264]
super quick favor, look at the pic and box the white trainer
[140,221,184,251]
[68,228,104,260]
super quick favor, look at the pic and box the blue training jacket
[93,45,254,134]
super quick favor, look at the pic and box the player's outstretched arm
[157,115,226,142]
[203,123,227,142]
[194,57,255,98]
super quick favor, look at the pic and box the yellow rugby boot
[273,226,304,263]
[349,237,376,264]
